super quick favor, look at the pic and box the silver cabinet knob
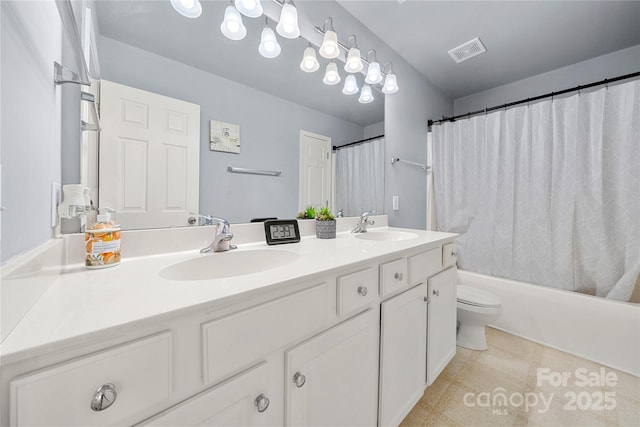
[254,393,270,413]
[357,286,368,296]
[90,383,117,412]
[188,216,197,225]
[293,372,306,388]
[394,272,404,281]
[433,289,440,296]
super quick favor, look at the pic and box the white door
[379,283,428,427]
[426,266,457,386]
[99,80,200,229]
[137,362,275,427]
[298,130,331,211]
[285,309,379,427]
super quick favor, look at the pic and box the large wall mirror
[63,0,384,231]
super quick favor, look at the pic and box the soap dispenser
[85,208,121,269]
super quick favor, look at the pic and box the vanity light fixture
[234,0,263,18]
[323,62,341,85]
[364,50,383,85]
[276,0,300,39]
[382,62,399,94]
[358,84,374,104]
[221,3,247,40]
[342,74,359,95]
[258,19,281,58]
[344,35,363,73]
[170,0,202,18]
[318,18,340,59]
[300,44,320,72]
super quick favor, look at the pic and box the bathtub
[457,270,640,377]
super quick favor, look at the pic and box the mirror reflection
[67,0,384,231]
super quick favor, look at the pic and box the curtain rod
[333,134,384,151]
[428,71,640,127]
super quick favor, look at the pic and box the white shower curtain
[432,80,640,301]
[335,137,385,217]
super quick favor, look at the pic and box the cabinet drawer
[202,283,330,385]
[442,242,457,268]
[337,268,377,316]
[380,258,408,298]
[136,362,273,426]
[10,332,172,427]
[408,247,441,285]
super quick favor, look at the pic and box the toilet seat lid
[457,285,501,307]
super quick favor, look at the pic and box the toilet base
[456,323,488,350]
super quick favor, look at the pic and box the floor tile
[400,329,639,427]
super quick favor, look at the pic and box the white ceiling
[338,0,640,98]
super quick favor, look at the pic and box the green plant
[296,205,317,219]
[316,206,335,221]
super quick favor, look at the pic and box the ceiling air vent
[448,37,487,64]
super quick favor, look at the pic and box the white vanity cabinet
[3,232,458,427]
[379,283,428,427]
[285,309,379,427]
[378,249,457,427]
[9,332,173,427]
[426,266,457,386]
[136,362,275,427]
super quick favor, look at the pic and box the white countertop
[0,226,456,364]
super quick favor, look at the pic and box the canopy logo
[463,367,618,415]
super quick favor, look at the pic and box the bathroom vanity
[0,221,457,426]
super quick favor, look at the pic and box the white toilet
[456,285,502,350]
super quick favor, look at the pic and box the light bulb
[319,30,340,59]
[227,21,240,33]
[299,46,320,73]
[358,84,374,104]
[344,47,363,73]
[235,0,263,18]
[382,73,399,94]
[170,0,202,18]
[342,75,359,95]
[220,5,247,40]
[323,62,341,85]
[365,61,383,85]
[258,26,281,58]
[276,2,300,39]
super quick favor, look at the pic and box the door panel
[99,80,200,229]
[379,283,428,427]
[299,131,331,210]
[426,267,457,386]
[285,309,378,427]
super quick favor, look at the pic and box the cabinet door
[379,283,428,427]
[137,362,275,427]
[285,309,379,427]
[426,266,457,386]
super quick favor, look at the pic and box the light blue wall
[1,2,62,263]
[364,121,384,139]
[98,36,364,223]
[454,45,640,115]
[385,63,452,229]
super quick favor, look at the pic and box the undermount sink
[159,249,300,281]
[355,230,418,241]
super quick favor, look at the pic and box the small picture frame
[210,120,240,154]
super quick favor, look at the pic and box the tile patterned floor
[400,327,640,427]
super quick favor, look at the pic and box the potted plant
[296,205,317,220]
[315,206,336,239]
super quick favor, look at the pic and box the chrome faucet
[351,211,375,233]
[200,217,237,253]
